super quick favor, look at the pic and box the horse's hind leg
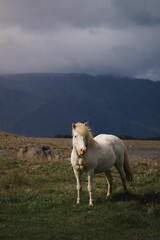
[104,170,113,198]
[115,163,128,193]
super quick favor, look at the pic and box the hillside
[0,73,160,138]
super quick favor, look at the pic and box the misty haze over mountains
[0,73,160,138]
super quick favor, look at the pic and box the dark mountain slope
[0,74,160,138]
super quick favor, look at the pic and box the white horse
[71,122,133,206]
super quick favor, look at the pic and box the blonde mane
[72,122,95,146]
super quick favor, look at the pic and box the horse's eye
[74,135,77,138]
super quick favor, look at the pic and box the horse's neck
[87,134,96,148]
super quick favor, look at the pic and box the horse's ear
[72,123,76,129]
[84,122,88,126]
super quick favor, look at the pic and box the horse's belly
[94,150,116,173]
[95,159,114,173]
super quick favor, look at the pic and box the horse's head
[72,122,89,157]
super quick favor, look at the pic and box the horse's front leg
[74,169,82,204]
[87,169,94,206]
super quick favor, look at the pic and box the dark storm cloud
[0,0,160,80]
[1,0,160,30]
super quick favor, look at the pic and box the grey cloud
[0,0,160,80]
[1,0,160,31]
[114,0,160,26]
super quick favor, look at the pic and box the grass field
[0,134,160,240]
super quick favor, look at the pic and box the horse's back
[94,134,125,161]
[94,134,121,145]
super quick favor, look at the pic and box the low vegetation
[0,134,159,240]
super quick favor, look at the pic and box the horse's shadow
[113,191,160,203]
[96,191,160,206]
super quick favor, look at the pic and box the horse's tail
[123,145,133,181]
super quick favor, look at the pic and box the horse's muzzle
[77,148,87,156]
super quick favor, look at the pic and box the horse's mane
[73,122,95,146]
[73,122,91,135]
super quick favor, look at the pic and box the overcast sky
[0,0,160,80]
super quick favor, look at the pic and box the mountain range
[0,73,160,138]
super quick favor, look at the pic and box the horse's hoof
[89,202,94,206]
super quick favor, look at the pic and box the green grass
[0,157,160,240]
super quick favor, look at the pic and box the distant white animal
[71,122,133,206]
